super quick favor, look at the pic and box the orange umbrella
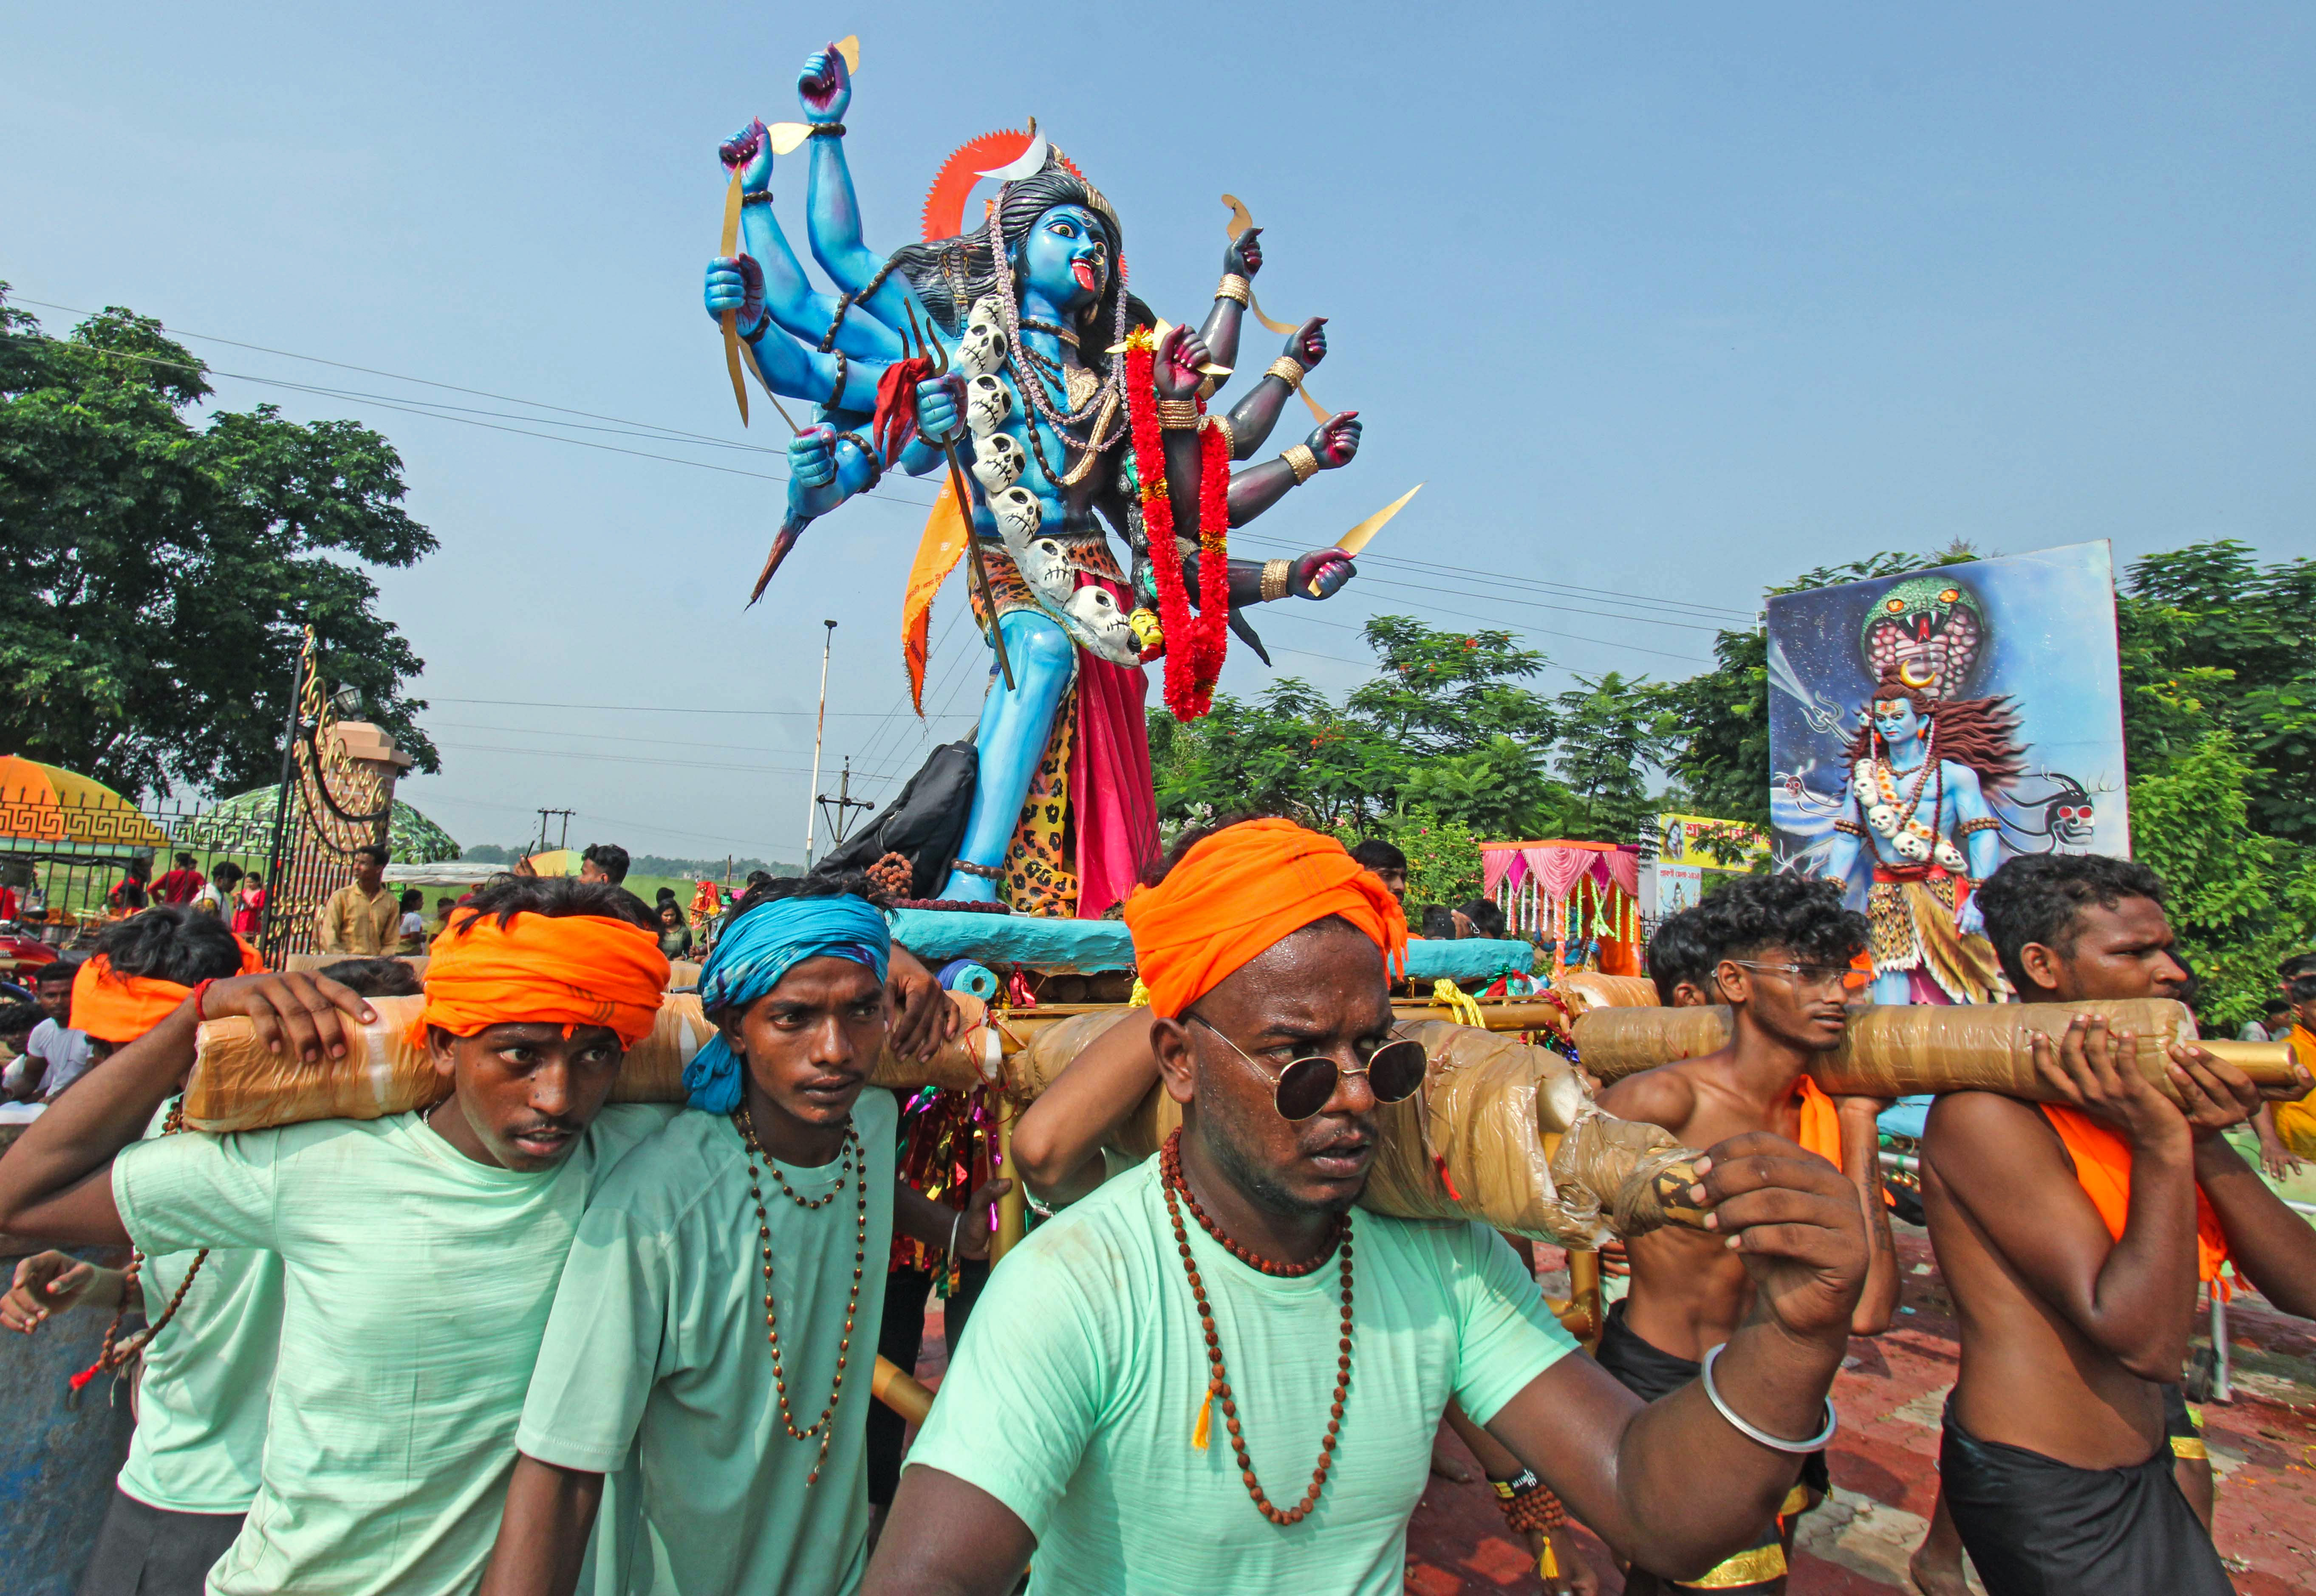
[0,756,169,853]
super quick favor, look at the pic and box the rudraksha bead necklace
[1160,1128,1354,1526]
[732,1106,868,1486]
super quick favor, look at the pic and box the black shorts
[78,1489,245,1596]
[1939,1400,2233,1596]
[1592,1301,1825,1591]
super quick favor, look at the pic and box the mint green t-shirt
[518,1090,899,1596]
[113,1103,675,1596]
[907,1157,1573,1595]
[116,1101,285,1515]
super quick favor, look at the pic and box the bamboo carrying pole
[1572,999,2304,1099]
[871,1355,934,1427]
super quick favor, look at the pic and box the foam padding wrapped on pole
[183,991,998,1133]
[1572,999,2303,1100]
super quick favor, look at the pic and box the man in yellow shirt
[316,845,397,955]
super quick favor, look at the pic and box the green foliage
[0,289,437,799]
[1550,672,1674,843]
[1344,617,1557,757]
[1150,677,1404,830]
[2128,731,2316,1031]
[1332,806,1483,908]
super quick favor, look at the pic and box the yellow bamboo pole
[871,1355,933,1427]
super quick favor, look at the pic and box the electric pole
[534,808,575,855]
[817,757,874,852]
[803,620,835,870]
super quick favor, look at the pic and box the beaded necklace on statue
[1160,1129,1353,1527]
[731,1106,868,1486]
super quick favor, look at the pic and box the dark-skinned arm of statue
[1227,411,1360,526]
[1222,320,1327,460]
[1195,228,1262,376]
[1152,327,1212,513]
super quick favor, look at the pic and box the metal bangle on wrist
[1266,355,1306,390]
[1216,273,1252,306]
[1699,1342,1839,1454]
[1281,443,1319,484]
[1259,559,1293,602]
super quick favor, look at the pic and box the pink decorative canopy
[1476,840,1641,906]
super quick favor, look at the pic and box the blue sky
[6,3,2310,862]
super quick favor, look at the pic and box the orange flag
[902,475,970,713]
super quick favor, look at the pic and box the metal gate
[257,628,397,965]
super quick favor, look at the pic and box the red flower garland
[1123,329,1231,721]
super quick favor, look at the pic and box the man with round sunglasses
[1593,873,1898,1594]
[864,818,1871,1596]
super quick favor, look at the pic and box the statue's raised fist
[1309,410,1360,469]
[1289,317,1328,371]
[1292,548,1357,602]
[720,119,774,194]
[1153,326,1212,402]
[799,45,851,123]
[1224,226,1263,280]
[704,254,766,333]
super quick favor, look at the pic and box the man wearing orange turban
[873,818,1875,1596]
[0,876,682,1596]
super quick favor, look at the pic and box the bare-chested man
[1595,874,1898,1594]
[1916,853,2316,1596]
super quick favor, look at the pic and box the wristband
[190,979,217,1023]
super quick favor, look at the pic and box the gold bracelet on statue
[1266,356,1306,389]
[1205,413,1236,456]
[1260,559,1293,602]
[1195,374,1220,402]
[1281,443,1319,484]
[1154,398,1201,431]
[1216,273,1252,306]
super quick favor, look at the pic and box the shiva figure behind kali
[701,45,1363,918]
[1823,674,2021,1006]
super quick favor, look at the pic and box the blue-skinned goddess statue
[701,45,1366,917]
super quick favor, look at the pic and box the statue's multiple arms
[1195,228,1261,376]
[1223,319,1328,460]
[797,48,925,341]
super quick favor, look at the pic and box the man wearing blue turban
[481,877,1012,1596]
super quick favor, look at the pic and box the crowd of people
[0,822,2310,1595]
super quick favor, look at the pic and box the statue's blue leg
[1871,969,1912,1005]
[936,609,1074,903]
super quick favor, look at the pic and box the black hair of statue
[93,906,246,986]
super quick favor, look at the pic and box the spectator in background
[1456,897,1507,940]
[231,873,266,937]
[580,843,630,886]
[0,867,21,924]
[153,853,206,907]
[194,862,243,918]
[8,958,94,1103]
[108,857,153,912]
[1417,904,1460,940]
[2240,999,2292,1044]
[396,890,427,955]
[0,1002,44,1080]
[654,901,693,962]
[434,895,459,935]
[316,846,396,955]
[1347,839,1409,904]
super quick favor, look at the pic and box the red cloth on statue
[1070,611,1161,921]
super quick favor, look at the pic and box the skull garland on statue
[700,42,1365,916]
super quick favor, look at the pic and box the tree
[1550,672,1674,843]
[0,290,438,798]
[1345,617,1557,758]
[1149,678,1405,830]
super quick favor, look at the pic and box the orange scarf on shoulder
[1791,1076,1842,1164]
[71,937,266,1044]
[2039,1104,2231,1287]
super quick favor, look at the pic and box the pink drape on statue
[1070,651,1162,920]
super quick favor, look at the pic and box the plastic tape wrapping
[1010,1011,1702,1246]
[1554,972,1661,1017]
[183,991,993,1132]
[1567,998,2302,1101]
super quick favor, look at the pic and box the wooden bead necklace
[732,1106,868,1486]
[1160,1128,1354,1526]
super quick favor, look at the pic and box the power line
[432,740,905,781]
